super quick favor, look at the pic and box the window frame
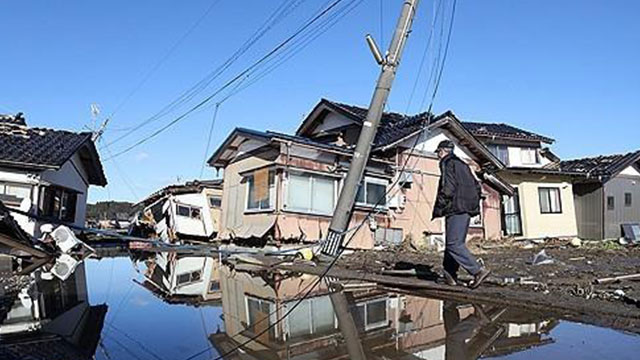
[488,144,510,166]
[245,170,276,213]
[625,193,632,208]
[520,147,541,165]
[538,187,563,214]
[284,171,338,216]
[175,203,202,220]
[208,195,222,208]
[607,196,615,211]
[356,297,389,331]
[39,185,79,222]
[175,269,203,287]
[355,176,389,208]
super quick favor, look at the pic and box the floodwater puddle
[1,252,639,359]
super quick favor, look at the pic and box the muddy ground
[336,239,640,333]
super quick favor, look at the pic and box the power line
[199,103,221,178]
[105,0,348,161]
[104,0,306,142]
[106,0,224,124]
[405,0,444,113]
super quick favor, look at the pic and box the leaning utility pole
[320,0,420,257]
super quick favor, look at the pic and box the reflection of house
[463,122,580,240]
[0,113,107,237]
[555,151,640,240]
[141,253,222,305]
[134,179,223,242]
[0,264,107,359]
[208,99,513,249]
[212,265,559,360]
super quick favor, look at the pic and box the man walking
[432,140,491,289]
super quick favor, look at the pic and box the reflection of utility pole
[321,0,420,256]
[328,283,366,360]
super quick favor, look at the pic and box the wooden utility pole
[321,0,420,257]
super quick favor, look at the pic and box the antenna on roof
[89,103,109,142]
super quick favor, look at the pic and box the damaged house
[133,179,223,242]
[208,99,513,249]
[0,113,106,237]
[462,122,581,241]
[555,151,640,241]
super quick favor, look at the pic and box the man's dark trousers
[444,213,481,277]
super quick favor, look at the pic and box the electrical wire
[199,103,221,178]
[104,0,307,142]
[106,0,224,126]
[190,2,460,358]
[105,0,348,161]
[405,0,444,113]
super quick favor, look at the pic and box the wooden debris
[595,273,640,284]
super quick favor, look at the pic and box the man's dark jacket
[432,153,482,219]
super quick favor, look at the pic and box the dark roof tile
[557,151,640,178]
[461,121,554,144]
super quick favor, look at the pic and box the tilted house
[463,122,581,241]
[0,113,106,237]
[208,99,513,249]
[134,179,223,242]
[555,151,640,240]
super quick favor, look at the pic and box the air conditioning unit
[388,194,406,209]
[51,226,80,254]
[50,254,80,281]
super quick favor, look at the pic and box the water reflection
[0,264,107,359]
[0,252,638,360]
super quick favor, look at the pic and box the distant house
[208,99,513,249]
[0,113,106,237]
[134,179,223,242]
[463,122,581,241]
[554,151,640,240]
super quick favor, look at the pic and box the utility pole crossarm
[321,0,420,257]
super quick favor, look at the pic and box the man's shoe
[442,270,458,286]
[469,267,491,289]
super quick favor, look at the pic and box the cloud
[135,152,149,162]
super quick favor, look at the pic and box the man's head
[436,140,454,159]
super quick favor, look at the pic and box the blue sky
[1,0,638,203]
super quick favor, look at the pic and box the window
[625,193,632,207]
[0,183,32,202]
[40,186,77,222]
[284,296,336,341]
[246,296,276,340]
[246,170,275,211]
[356,177,388,207]
[176,270,202,286]
[607,196,615,211]
[208,195,222,208]
[539,187,562,214]
[355,298,388,331]
[177,205,190,217]
[488,144,509,166]
[176,204,201,219]
[285,173,336,215]
[502,189,523,236]
[209,281,220,292]
[521,148,540,165]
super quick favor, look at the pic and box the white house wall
[0,167,40,234]
[40,153,90,227]
[399,128,473,161]
[620,165,640,177]
[171,192,214,237]
[309,112,354,134]
[170,256,213,297]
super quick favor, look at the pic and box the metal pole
[321,0,420,257]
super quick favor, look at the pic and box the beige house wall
[502,173,578,240]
